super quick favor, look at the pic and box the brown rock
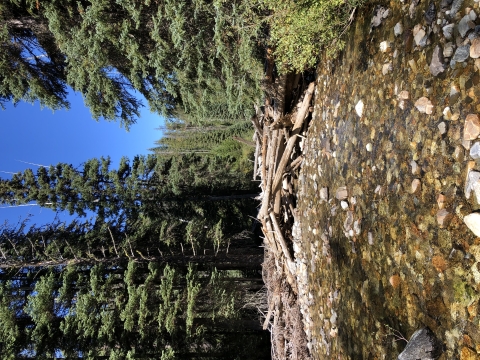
[432,255,448,272]
[437,193,446,209]
[460,346,476,360]
[437,209,452,228]
[389,274,401,288]
[464,114,480,140]
[463,334,473,348]
[471,38,480,59]
[467,301,478,318]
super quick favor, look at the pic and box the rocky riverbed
[292,0,480,358]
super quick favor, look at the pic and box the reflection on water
[297,0,480,358]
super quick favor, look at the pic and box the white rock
[355,100,364,117]
[473,182,480,204]
[320,187,329,202]
[394,22,404,36]
[379,41,390,53]
[366,143,373,152]
[415,97,434,114]
[443,42,454,57]
[382,62,393,75]
[411,178,421,193]
[465,171,480,199]
[368,232,374,245]
[438,121,447,135]
[464,213,480,237]
[443,106,453,120]
[414,28,426,46]
[443,23,454,40]
[341,201,349,210]
[470,9,477,21]
[471,142,480,159]
[410,160,420,175]
[353,220,361,235]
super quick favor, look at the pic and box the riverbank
[294,0,480,358]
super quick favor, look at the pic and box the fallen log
[271,82,315,195]
[233,136,255,147]
[269,212,294,272]
[258,129,280,219]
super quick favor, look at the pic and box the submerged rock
[415,97,434,114]
[464,213,480,237]
[470,142,480,159]
[355,100,364,117]
[458,15,474,38]
[442,23,454,39]
[425,2,436,25]
[394,22,404,37]
[464,114,480,140]
[397,328,443,360]
[452,45,471,64]
[470,38,480,58]
[440,0,453,9]
[449,0,464,18]
[371,6,390,28]
[465,170,480,199]
[443,42,454,57]
[430,45,445,76]
[335,186,348,200]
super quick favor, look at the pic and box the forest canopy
[1,0,364,127]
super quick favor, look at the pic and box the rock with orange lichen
[460,346,477,360]
[432,255,447,272]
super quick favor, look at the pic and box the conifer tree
[1,0,264,126]
[0,260,270,359]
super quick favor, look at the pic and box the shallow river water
[296,0,480,358]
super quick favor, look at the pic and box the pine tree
[1,0,264,126]
[0,259,270,359]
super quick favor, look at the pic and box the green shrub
[262,0,366,73]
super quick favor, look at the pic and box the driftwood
[271,82,315,194]
[255,73,315,360]
[233,136,255,147]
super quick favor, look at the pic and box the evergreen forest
[1,0,365,357]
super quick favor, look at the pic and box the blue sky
[0,91,164,228]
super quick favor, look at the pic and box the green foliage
[186,264,202,336]
[0,282,20,359]
[262,0,366,73]
[1,0,264,126]
[0,260,269,358]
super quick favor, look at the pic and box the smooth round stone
[438,121,447,134]
[355,100,364,117]
[366,143,373,152]
[394,22,404,36]
[464,213,480,237]
[464,114,480,140]
[411,179,421,193]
